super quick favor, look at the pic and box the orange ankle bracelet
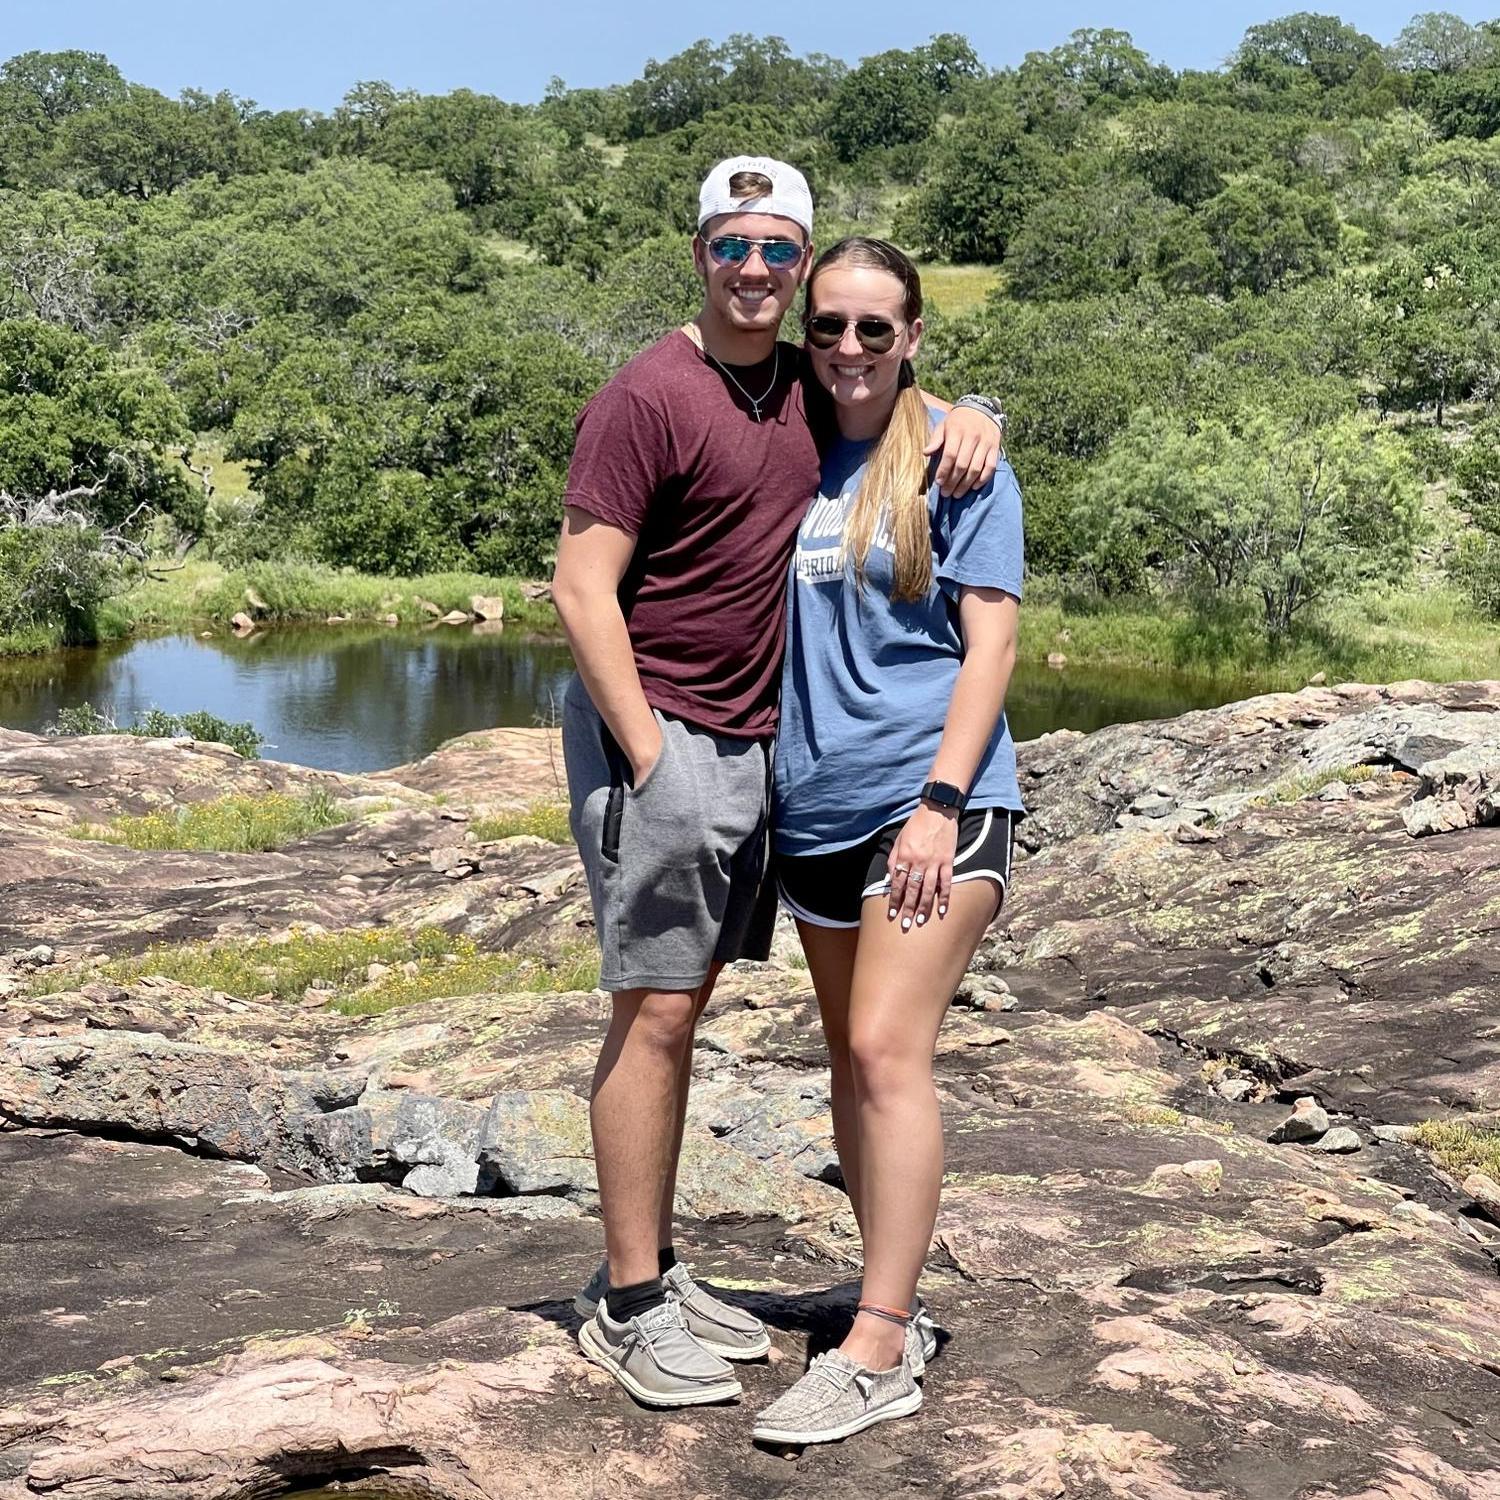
[857,1301,913,1325]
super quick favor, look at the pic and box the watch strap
[921,779,968,811]
[954,393,1007,436]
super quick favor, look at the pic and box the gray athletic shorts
[562,677,777,993]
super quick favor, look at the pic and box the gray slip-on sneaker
[574,1259,771,1361]
[752,1349,921,1446]
[913,1297,939,1365]
[904,1317,926,1381]
[572,1259,609,1319]
[578,1297,742,1408]
[662,1260,771,1360]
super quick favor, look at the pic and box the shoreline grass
[122,559,559,635]
[1020,582,1500,689]
[7,558,1498,697]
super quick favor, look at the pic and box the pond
[0,625,1256,774]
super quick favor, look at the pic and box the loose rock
[1269,1097,1330,1144]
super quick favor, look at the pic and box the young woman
[752,238,1024,1446]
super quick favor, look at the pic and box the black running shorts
[776,806,1018,929]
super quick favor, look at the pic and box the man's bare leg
[590,986,699,1289]
[656,963,724,1251]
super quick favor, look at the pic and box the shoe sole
[577,1319,743,1408]
[753,1385,924,1446]
[574,1292,771,1362]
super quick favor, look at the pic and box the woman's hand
[886,803,961,930]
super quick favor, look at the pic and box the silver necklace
[696,336,780,423]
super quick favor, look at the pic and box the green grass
[185,437,256,503]
[1020,581,1500,688]
[332,934,601,1015]
[1249,765,1378,808]
[1413,1120,1500,1181]
[72,789,349,853]
[123,559,558,633]
[917,263,1003,318]
[35,924,600,1012]
[470,802,572,844]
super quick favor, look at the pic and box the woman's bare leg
[795,922,863,1227]
[839,880,999,1370]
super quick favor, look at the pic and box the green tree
[1160,177,1339,296]
[1004,177,1181,299]
[1421,64,1500,137]
[1391,12,1497,74]
[895,103,1058,261]
[1075,408,1421,637]
[826,49,939,162]
[55,85,249,197]
[1032,28,1171,100]
[1454,415,1500,530]
[1233,13,1381,88]
[1367,231,1500,422]
[0,318,191,532]
[0,50,126,184]
[368,90,565,226]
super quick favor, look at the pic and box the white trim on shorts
[779,808,1014,930]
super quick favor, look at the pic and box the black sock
[657,1245,678,1276]
[609,1276,667,1322]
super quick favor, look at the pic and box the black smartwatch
[920,780,968,811]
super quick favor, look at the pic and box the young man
[552,156,1002,1409]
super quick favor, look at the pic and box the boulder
[470,594,506,622]
[477,1089,596,1198]
[1269,1097,1330,1144]
[1403,741,1500,837]
[1311,1126,1361,1153]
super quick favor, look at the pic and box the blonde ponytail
[842,368,933,602]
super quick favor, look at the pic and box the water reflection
[0,626,576,773]
[0,628,1253,773]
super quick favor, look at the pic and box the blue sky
[5,1,1494,110]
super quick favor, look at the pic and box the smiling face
[693,210,811,348]
[804,264,922,423]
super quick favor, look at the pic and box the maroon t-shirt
[562,331,821,740]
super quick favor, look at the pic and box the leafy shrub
[1452,531,1500,618]
[0,524,117,648]
[46,702,264,757]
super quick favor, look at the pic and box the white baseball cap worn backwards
[698,156,813,239]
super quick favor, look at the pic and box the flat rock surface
[3,690,1500,1498]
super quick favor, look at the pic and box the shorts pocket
[626,721,672,802]
[601,782,625,864]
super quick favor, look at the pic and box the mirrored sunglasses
[701,233,805,270]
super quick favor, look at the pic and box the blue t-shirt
[773,428,1025,857]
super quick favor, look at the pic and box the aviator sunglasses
[699,232,806,270]
[803,313,901,354]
